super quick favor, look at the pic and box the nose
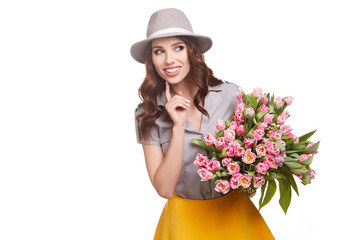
[165,51,175,65]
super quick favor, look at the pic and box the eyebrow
[152,41,185,49]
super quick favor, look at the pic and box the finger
[166,101,189,111]
[166,98,190,110]
[168,95,190,106]
[172,93,191,104]
[165,82,172,103]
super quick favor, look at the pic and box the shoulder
[221,81,240,92]
[135,102,145,116]
[210,81,240,97]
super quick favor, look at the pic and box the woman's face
[151,36,190,85]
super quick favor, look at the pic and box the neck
[170,80,198,102]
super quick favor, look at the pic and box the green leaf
[287,141,320,155]
[246,129,253,138]
[303,141,320,154]
[276,141,286,152]
[259,180,277,210]
[300,154,314,165]
[219,148,227,158]
[259,181,267,210]
[284,161,304,169]
[250,95,257,109]
[289,143,307,150]
[278,178,291,214]
[298,130,317,142]
[265,172,284,180]
[191,139,216,152]
[256,111,266,121]
[216,130,224,138]
[289,153,301,160]
[225,120,230,128]
[286,172,299,196]
[257,98,264,108]
[269,105,275,114]
[284,157,297,162]
[290,168,308,174]
[301,172,312,185]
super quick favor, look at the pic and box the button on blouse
[135,81,240,200]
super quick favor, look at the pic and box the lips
[163,66,181,76]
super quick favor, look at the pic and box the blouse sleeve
[134,103,161,146]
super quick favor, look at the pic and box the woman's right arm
[142,83,190,199]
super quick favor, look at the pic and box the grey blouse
[135,81,240,200]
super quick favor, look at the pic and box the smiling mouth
[164,67,181,77]
[164,67,181,73]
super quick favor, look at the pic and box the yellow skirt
[154,190,275,240]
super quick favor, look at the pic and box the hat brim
[130,33,212,64]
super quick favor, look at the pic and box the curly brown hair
[136,36,223,140]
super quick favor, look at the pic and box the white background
[1,0,359,239]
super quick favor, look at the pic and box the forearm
[153,125,185,199]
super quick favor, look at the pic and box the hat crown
[146,8,194,38]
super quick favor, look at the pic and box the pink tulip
[194,154,209,167]
[235,111,244,124]
[257,122,268,131]
[284,96,294,106]
[237,91,243,102]
[224,129,236,142]
[197,169,213,181]
[265,155,277,169]
[253,87,263,98]
[309,169,316,179]
[280,125,292,134]
[228,121,238,131]
[234,145,245,157]
[236,102,245,112]
[216,120,225,131]
[215,137,226,149]
[242,149,256,164]
[243,138,255,148]
[253,175,265,188]
[264,113,274,124]
[204,133,216,145]
[253,129,265,141]
[244,107,255,118]
[260,104,269,113]
[227,162,240,175]
[240,174,252,188]
[256,162,269,175]
[230,173,242,189]
[221,157,232,167]
[267,142,280,155]
[206,159,221,172]
[215,180,231,194]
[236,125,245,136]
[256,144,267,156]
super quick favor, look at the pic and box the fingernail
[186,99,191,103]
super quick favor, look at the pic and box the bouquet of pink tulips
[192,88,319,214]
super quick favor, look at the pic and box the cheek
[182,58,191,75]
[152,57,163,74]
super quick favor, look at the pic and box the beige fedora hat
[130,8,212,63]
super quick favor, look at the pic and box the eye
[175,45,185,51]
[153,49,163,55]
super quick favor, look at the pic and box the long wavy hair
[136,36,223,140]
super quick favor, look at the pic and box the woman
[132,8,274,240]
